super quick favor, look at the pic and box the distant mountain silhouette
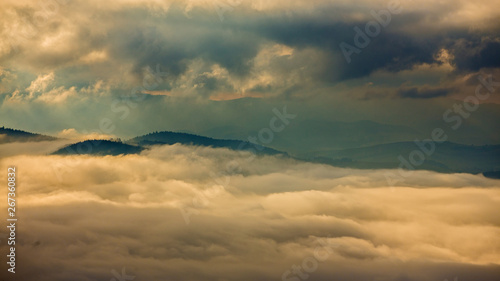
[201,120,421,155]
[4,126,497,178]
[127,131,285,155]
[52,139,144,156]
[483,171,500,179]
[0,127,57,143]
[50,131,285,157]
[309,141,500,174]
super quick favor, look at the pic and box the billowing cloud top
[1,144,500,280]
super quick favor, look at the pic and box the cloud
[0,144,499,281]
[449,37,500,72]
[56,128,115,141]
[25,72,54,98]
[0,139,73,157]
[1,0,499,93]
[398,85,453,99]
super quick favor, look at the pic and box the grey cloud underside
[3,4,500,91]
[254,14,500,81]
[397,86,453,99]
[99,9,500,84]
[450,37,500,72]
[107,16,260,79]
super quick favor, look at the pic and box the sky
[0,1,500,280]
[0,0,499,151]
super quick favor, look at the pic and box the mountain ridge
[309,141,500,174]
[3,127,498,179]
[52,139,144,156]
[127,131,285,156]
[0,126,58,143]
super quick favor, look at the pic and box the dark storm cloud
[105,9,499,85]
[250,9,500,82]
[1,0,500,94]
[449,37,500,71]
[103,9,262,82]
[253,18,433,81]
[398,86,453,99]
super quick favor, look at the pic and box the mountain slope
[52,140,144,156]
[0,127,57,143]
[42,130,500,178]
[310,141,500,174]
[127,131,285,156]
[201,120,421,156]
